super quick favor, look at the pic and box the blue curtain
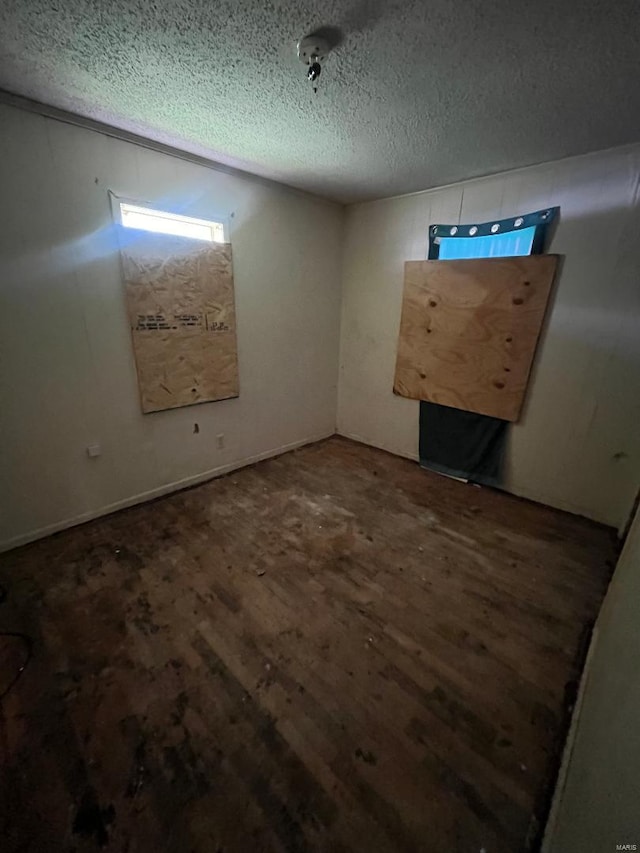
[437,226,535,259]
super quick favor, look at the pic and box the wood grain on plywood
[393,256,558,421]
[121,233,239,413]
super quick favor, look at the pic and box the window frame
[427,207,558,260]
[109,193,229,244]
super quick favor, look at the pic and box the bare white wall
[0,104,344,550]
[2,102,638,548]
[543,501,640,851]
[337,146,640,528]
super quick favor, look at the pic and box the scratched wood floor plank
[0,436,615,852]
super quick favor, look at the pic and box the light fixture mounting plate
[297,35,330,65]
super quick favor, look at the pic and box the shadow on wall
[498,202,640,527]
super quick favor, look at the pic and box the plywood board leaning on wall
[393,255,558,421]
[121,232,239,413]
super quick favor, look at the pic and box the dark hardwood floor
[0,437,616,852]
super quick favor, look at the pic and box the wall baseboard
[4,428,617,554]
[504,481,617,530]
[336,429,419,463]
[338,430,618,531]
[0,431,334,554]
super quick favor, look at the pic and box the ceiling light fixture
[297,34,332,94]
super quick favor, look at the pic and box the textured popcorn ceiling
[1,0,640,203]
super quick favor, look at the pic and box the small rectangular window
[119,202,225,243]
[428,208,558,260]
[437,226,536,259]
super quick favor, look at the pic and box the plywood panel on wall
[121,232,239,413]
[393,255,557,421]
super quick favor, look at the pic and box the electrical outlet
[216,433,225,450]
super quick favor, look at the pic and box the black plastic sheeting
[419,401,507,486]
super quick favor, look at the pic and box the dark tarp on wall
[418,207,558,484]
[419,401,507,486]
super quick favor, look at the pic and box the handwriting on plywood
[393,255,557,422]
[121,233,239,413]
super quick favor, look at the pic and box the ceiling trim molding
[0,88,340,207]
[363,142,640,207]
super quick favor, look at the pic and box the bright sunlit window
[119,202,225,243]
[437,226,536,259]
